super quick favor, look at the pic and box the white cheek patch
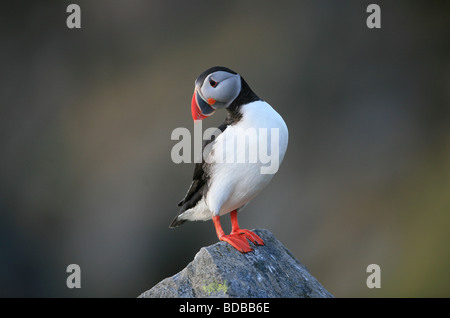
[200,73,241,106]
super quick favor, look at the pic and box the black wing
[169,122,229,228]
[169,163,207,228]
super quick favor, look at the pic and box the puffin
[170,66,288,253]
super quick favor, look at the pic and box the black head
[191,66,260,121]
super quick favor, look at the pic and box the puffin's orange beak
[191,90,215,121]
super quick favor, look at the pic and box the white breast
[206,100,288,216]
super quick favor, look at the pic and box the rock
[139,229,333,298]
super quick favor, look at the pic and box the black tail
[169,215,186,228]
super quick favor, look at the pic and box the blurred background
[0,0,449,297]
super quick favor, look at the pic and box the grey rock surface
[139,229,333,298]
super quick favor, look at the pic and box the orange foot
[232,229,265,247]
[218,232,253,253]
[212,210,265,254]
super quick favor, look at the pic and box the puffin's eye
[209,79,218,88]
